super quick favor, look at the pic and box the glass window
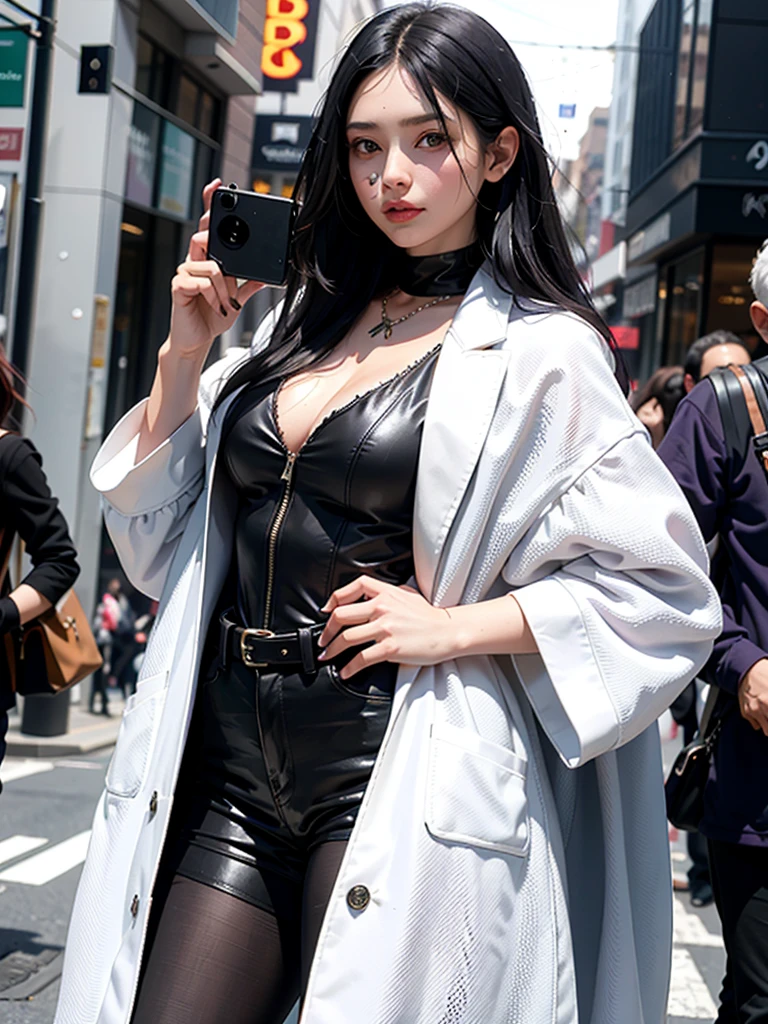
[157,122,196,219]
[705,243,761,354]
[125,102,161,208]
[688,0,712,135]
[176,74,199,127]
[665,248,705,366]
[191,143,215,220]
[134,36,170,107]
[673,0,696,148]
[135,37,153,100]
[198,91,218,139]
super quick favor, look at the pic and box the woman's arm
[0,439,79,630]
[136,179,263,464]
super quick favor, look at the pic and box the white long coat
[55,269,721,1024]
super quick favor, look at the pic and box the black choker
[396,243,483,297]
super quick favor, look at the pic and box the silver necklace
[368,292,456,340]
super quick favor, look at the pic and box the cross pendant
[369,317,394,339]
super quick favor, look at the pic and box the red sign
[0,128,23,161]
[611,326,640,351]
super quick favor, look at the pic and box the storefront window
[158,122,196,220]
[665,248,705,366]
[125,102,160,208]
[199,91,217,139]
[705,243,762,354]
[176,74,199,127]
[134,35,171,108]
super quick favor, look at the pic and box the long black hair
[216,2,627,408]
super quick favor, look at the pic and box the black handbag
[665,684,723,833]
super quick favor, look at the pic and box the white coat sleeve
[506,428,722,768]
[90,401,205,599]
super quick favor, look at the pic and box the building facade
[599,0,768,383]
[5,0,266,627]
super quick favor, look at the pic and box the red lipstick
[382,200,424,223]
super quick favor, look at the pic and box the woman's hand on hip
[317,576,456,678]
[168,177,264,361]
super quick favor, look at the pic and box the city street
[0,723,725,1024]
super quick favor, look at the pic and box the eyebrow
[346,113,455,131]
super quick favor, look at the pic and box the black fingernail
[220,304,227,316]
[230,297,241,311]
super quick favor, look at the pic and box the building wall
[18,0,266,629]
[555,107,608,266]
[601,0,657,226]
[219,0,263,189]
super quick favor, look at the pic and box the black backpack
[708,355,768,475]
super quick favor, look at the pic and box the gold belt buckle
[240,627,274,669]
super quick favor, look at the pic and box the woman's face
[346,65,517,257]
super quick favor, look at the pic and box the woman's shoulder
[502,303,611,361]
[0,431,39,472]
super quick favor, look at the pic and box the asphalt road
[0,726,724,1024]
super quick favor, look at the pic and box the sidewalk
[5,694,125,758]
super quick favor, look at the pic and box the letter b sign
[262,0,310,81]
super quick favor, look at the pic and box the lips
[383,202,424,223]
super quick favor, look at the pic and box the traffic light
[78,45,113,95]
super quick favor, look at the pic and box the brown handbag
[0,528,102,695]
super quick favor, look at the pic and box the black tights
[131,841,347,1024]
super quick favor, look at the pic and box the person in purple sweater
[659,239,768,1023]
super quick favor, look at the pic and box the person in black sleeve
[658,240,768,1023]
[0,345,80,779]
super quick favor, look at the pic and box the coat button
[346,885,370,911]
[130,894,140,918]
[149,791,158,817]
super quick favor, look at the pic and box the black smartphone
[207,186,294,285]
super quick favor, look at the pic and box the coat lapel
[414,270,513,603]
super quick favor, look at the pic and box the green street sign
[0,30,27,108]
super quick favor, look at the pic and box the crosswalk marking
[0,830,90,886]
[53,760,104,771]
[668,947,718,1019]
[0,834,47,867]
[1,759,55,783]
[674,895,724,948]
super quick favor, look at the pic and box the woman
[55,6,720,1023]
[0,346,79,777]
[629,365,685,449]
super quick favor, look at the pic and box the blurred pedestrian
[0,345,79,782]
[683,330,750,394]
[90,578,133,714]
[658,239,768,1021]
[629,365,685,449]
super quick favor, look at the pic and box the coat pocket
[106,671,168,799]
[425,722,529,857]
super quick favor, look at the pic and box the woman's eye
[418,132,448,149]
[350,139,379,156]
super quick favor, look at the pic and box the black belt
[219,611,325,674]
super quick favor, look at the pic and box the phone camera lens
[219,191,237,211]
[217,215,250,250]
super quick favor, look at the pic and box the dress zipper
[262,451,297,630]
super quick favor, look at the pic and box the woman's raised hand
[168,178,265,361]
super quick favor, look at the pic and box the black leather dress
[166,345,439,919]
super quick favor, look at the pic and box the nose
[381,144,413,193]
